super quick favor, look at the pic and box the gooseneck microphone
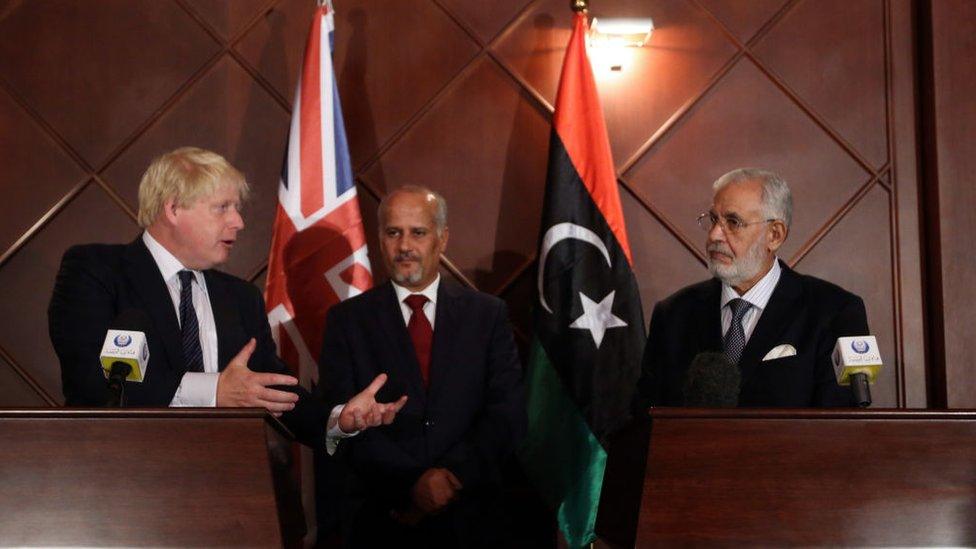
[683,352,740,407]
[99,309,151,407]
[832,336,883,408]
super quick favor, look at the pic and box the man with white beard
[636,168,870,408]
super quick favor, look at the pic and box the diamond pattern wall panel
[0,184,138,403]
[185,0,269,40]
[797,184,895,406]
[626,59,871,262]
[0,357,48,406]
[698,0,789,43]
[0,0,220,167]
[620,188,707,320]
[331,0,481,169]
[362,57,550,294]
[0,88,88,255]
[438,0,532,44]
[234,0,318,103]
[101,56,291,279]
[0,0,923,409]
[494,0,739,169]
[754,0,888,169]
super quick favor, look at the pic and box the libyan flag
[518,9,646,549]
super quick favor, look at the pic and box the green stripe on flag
[519,339,607,548]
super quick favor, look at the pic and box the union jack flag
[265,0,372,385]
[264,1,372,536]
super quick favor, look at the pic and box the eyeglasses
[697,212,775,234]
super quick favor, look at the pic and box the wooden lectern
[0,409,283,547]
[597,409,976,547]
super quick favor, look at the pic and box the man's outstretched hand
[216,338,299,415]
[338,373,408,433]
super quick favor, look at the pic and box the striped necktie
[178,270,204,373]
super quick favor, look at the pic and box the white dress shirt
[392,275,440,328]
[720,258,782,343]
[142,231,219,407]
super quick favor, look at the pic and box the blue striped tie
[723,298,752,366]
[178,270,204,373]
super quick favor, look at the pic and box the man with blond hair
[49,146,405,445]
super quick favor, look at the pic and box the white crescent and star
[537,222,628,349]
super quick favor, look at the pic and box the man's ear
[767,220,787,253]
[161,198,180,225]
[438,226,449,253]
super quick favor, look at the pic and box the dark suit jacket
[637,261,870,408]
[320,280,526,543]
[48,238,328,446]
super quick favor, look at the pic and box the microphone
[683,352,740,407]
[832,336,882,408]
[99,309,151,407]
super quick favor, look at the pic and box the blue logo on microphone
[851,339,870,354]
[114,334,132,347]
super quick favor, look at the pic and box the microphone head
[832,336,882,385]
[100,309,151,383]
[683,352,739,407]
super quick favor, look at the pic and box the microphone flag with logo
[263,0,372,541]
[518,9,645,549]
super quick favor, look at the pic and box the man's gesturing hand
[338,373,408,433]
[216,338,299,415]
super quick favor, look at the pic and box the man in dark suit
[320,186,526,547]
[49,147,405,447]
[637,168,870,408]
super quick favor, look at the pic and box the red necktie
[404,294,433,387]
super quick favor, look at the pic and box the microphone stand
[105,362,132,407]
[850,372,872,408]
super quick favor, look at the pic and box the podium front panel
[0,409,281,547]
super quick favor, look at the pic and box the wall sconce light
[590,17,654,48]
[587,17,653,73]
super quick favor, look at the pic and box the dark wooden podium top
[599,408,976,547]
[0,408,282,547]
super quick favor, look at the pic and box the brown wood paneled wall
[0,0,945,408]
[919,0,976,408]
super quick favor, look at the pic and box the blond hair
[137,147,249,228]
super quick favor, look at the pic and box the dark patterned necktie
[404,294,432,387]
[724,298,752,366]
[178,270,204,373]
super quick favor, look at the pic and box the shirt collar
[392,275,440,306]
[142,231,203,285]
[720,257,781,311]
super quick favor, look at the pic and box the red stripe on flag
[299,7,325,217]
[552,13,634,266]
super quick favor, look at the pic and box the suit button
[423,419,434,427]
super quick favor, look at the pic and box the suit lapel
[738,261,802,384]
[373,282,427,402]
[122,238,184,374]
[427,282,459,403]
[695,279,723,353]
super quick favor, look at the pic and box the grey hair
[712,168,792,229]
[377,185,448,235]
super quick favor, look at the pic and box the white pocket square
[762,344,797,361]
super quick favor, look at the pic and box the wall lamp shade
[590,17,654,47]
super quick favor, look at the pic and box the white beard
[708,233,769,289]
